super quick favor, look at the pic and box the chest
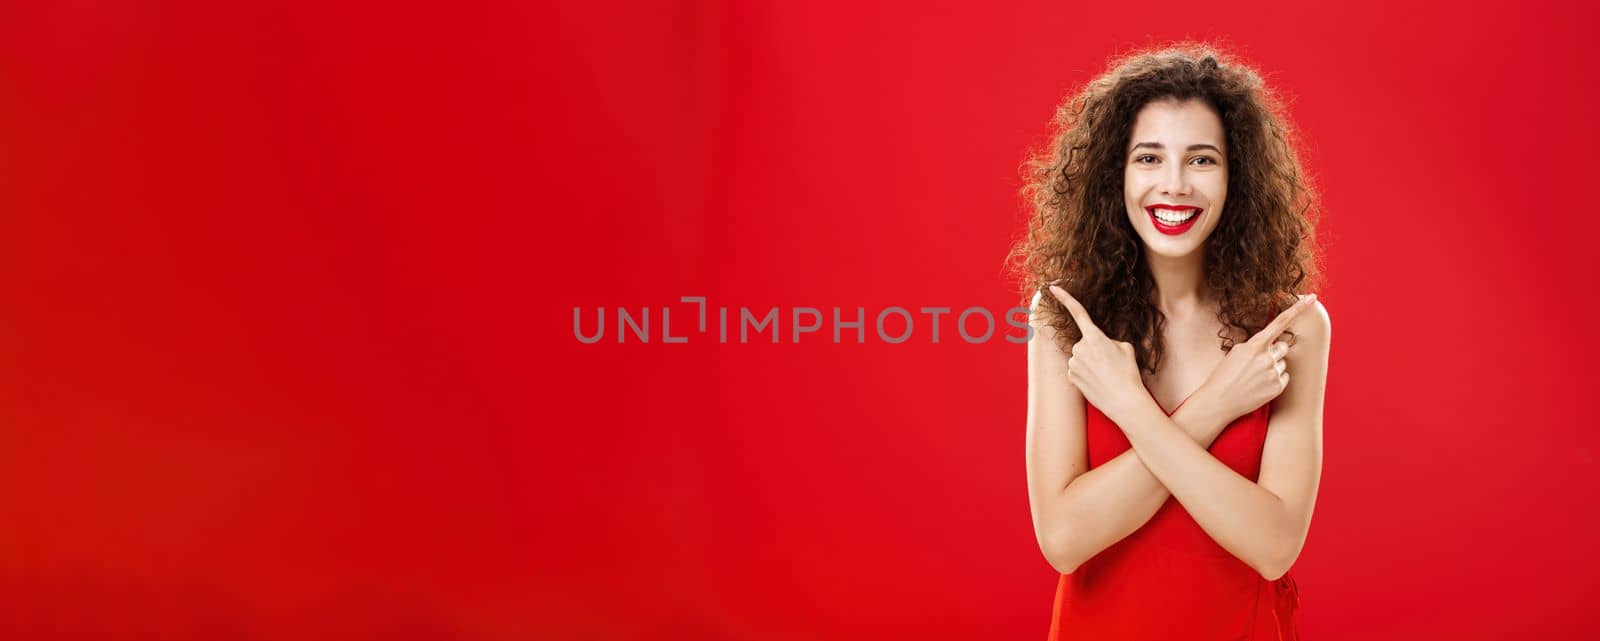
[1140,318,1235,415]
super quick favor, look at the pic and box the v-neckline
[1144,379,1199,417]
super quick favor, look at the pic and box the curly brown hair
[1005,43,1324,374]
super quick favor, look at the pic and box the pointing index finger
[1253,294,1318,345]
[1048,284,1104,338]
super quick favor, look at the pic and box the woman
[1010,44,1331,640]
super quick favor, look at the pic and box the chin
[1138,232,1208,259]
[1145,244,1203,260]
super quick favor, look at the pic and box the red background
[1,1,1596,639]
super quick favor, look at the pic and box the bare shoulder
[1028,289,1056,335]
[1027,288,1080,355]
[1288,293,1331,345]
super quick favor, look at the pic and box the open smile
[1146,205,1202,235]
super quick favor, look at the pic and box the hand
[1047,285,1148,422]
[1197,294,1319,423]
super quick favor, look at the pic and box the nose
[1160,162,1191,196]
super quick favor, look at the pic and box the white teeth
[1151,208,1198,224]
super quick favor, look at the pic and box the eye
[1191,156,1217,166]
[1133,154,1158,164]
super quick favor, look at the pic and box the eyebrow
[1130,142,1223,154]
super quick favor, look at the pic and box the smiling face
[1123,97,1228,260]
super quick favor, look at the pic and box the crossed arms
[1024,294,1331,581]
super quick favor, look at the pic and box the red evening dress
[1046,317,1302,640]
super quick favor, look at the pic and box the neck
[1146,249,1211,317]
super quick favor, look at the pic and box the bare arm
[1026,293,1239,574]
[1049,394,1236,573]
